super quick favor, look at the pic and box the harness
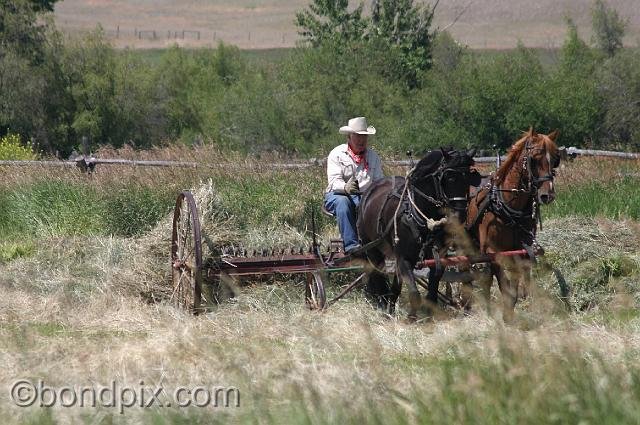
[467,139,556,246]
[372,158,474,249]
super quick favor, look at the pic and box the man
[324,117,384,253]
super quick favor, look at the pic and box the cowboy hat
[339,117,376,135]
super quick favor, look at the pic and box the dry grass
[1,233,640,423]
[553,156,640,187]
[53,0,640,50]
[1,151,640,422]
[536,216,640,312]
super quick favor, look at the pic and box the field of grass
[53,0,640,50]
[1,147,640,423]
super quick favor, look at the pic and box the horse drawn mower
[170,190,537,315]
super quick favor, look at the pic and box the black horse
[357,148,479,320]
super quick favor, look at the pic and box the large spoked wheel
[305,271,326,310]
[171,191,203,314]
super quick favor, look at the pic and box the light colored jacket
[325,143,384,194]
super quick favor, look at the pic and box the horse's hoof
[404,315,418,324]
[381,312,394,320]
[503,311,516,325]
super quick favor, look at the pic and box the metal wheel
[171,191,203,314]
[305,271,326,310]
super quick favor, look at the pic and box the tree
[548,19,602,146]
[295,0,437,88]
[0,0,47,62]
[0,0,55,143]
[591,0,627,58]
[295,0,367,47]
[0,0,60,58]
[597,50,640,149]
[431,31,464,73]
[369,0,436,86]
[560,18,597,75]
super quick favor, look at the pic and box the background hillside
[54,0,640,49]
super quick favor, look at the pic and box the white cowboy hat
[339,117,376,135]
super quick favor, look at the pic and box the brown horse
[357,148,480,320]
[464,129,560,322]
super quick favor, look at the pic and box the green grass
[473,47,561,67]
[0,240,35,263]
[546,177,640,220]
[214,171,327,230]
[0,167,637,247]
[0,181,104,239]
[103,186,175,237]
[0,181,175,240]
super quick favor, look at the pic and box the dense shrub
[597,49,640,150]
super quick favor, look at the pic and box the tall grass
[0,180,175,240]
[0,181,104,239]
[546,176,640,220]
[1,154,639,241]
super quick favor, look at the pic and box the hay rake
[171,191,537,314]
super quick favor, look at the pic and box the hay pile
[537,217,640,312]
[125,179,310,302]
[120,179,238,301]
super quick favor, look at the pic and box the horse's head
[495,128,561,206]
[524,129,561,205]
[411,148,480,223]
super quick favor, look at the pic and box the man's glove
[344,177,360,195]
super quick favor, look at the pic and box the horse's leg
[363,249,391,311]
[456,259,474,313]
[366,270,390,311]
[473,263,493,315]
[426,262,444,317]
[389,273,401,316]
[516,259,533,300]
[461,281,474,314]
[397,258,420,321]
[492,261,516,323]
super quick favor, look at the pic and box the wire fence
[1,147,638,172]
[93,26,293,45]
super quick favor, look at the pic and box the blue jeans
[324,192,361,252]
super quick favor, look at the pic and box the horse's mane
[494,132,558,183]
[411,147,475,183]
[410,150,443,182]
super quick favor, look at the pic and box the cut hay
[124,179,239,301]
[125,179,313,302]
[536,216,640,312]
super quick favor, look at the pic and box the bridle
[409,158,477,214]
[390,154,476,245]
[485,137,557,235]
[516,138,557,196]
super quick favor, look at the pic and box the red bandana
[347,145,368,171]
